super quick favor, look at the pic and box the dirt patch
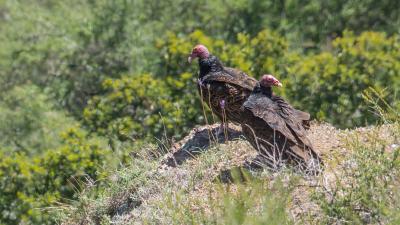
[161,123,242,167]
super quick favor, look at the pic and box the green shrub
[83,73,203,140]
[0,85,78,154]
[281,31,400,127]
[0,127,109,225]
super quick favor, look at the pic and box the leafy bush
[83,73,202,140]
[0,127,109,225]
[281,31,400,127]
[0,85,78,154]
[0,1,94,112]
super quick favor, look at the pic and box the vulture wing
[243,93,299,144]
[271,96,312,145]
[223,67,258,90]
[273,96,311,130]
[244,93,319,162]
[293,109,310,121]
[198,69,257,124]
[201,68,257,92]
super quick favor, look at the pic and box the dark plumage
[189,45,309,130]
[189,45,257,126]
[241,75,322,172]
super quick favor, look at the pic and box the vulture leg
[216,122,224,136]
[216,121,229,138]
[216,99,229,140]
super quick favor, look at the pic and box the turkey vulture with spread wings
[188,45,257,130]
[241,75,322,172]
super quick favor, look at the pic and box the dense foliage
[0,128,109,224]
[283,31,400,127]
[86,29,399,139]
[0,0,399,224]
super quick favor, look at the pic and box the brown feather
[198,65,257,124]
[241,86,323,171]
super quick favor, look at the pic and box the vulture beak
[188,56,193,64]
[276,82,283,87]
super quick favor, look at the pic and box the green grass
[314,123,400,224]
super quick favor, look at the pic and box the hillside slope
[61,122,400,224]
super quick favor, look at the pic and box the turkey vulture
[188,45,310,132]
[241,75,322,172]
[188,44,258,132]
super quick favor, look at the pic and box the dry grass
[60,122,400,225]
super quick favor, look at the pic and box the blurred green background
[0,0,399,224]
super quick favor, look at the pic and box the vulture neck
[255,83,273,98]
[198,55,224,78]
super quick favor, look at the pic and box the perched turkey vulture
[188,44,309,132]
[241,75,322,172]
[188,44,258,132]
